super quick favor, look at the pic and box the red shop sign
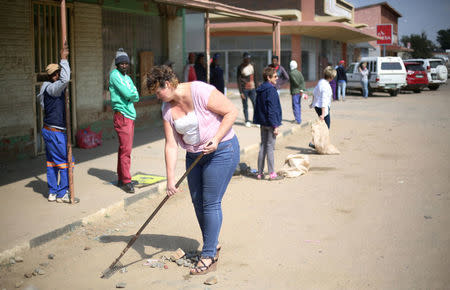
[376,24,393,45]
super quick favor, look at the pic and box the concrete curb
[0,122,311,263]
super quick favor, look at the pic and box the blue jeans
[337,80,346,101]
[291,93,302,124]
[361,79,368,98]
[42,128,74,197]
[186,135,240,258]
[241,89,256,123]
[314,107,330,129]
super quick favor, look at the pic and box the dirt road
[1,87,449,289]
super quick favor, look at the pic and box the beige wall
[0,0,34,139]
[73,2,104,126]
[168,17,184,80]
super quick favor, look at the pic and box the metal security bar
[32,1,74,155]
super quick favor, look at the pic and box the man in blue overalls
[37,43,74,203]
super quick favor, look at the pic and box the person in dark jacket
[210,53,224,93]
[194,53,207,82]
[336,60,347,101]
[37,43,74,203]
[253,67,283,181]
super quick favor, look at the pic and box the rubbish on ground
[204,276,218,285]
[116,282,126,288]
[131,173,166,188]
[169,248,186,261]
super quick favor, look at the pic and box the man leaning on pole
[109,48,140,194]
[38,43,74,203]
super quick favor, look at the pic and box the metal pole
[383,45,386,57]
[61,0,75,204]
[205,12,210,84]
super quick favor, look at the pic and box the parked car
[346,56,407,96]
[404,58,448,90]
[403,61,429,93]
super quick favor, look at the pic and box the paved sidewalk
[0,89,317,262]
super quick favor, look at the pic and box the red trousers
[114,112,135,183]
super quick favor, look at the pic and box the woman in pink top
[147,65,240,275]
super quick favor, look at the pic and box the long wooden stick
[61,0,75,204]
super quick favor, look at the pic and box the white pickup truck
[346,56,407,96]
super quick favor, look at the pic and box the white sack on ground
[279,154,310,178]
[311,119,340,155]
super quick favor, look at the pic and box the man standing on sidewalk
[109,48,139,193]
[38,43,73,203]
[288,60,306,124]
[237,52,257,127]
[336,60,347,101]
[269,55,289,95]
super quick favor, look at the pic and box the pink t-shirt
[162,81,235,153]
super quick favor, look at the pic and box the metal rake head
[100,261,123,279]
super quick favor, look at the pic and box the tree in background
[437,29,450,50]
[401,32,435,58]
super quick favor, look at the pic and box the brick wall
[0,0,34,159]
[73,2,104,126]
[355,6,380,54]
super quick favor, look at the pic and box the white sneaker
[245,122,251,128]
[56,193,71,203]
[48,193,57,202]
[255,124,260,128]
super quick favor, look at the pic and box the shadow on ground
[285,146,319,155]
[0,123,165,186]
[99,234,200,261]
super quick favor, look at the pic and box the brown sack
[311,119,340,155]
[279,154,310,178]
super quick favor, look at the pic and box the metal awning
[211,20,378,44]
[152,0,281,82]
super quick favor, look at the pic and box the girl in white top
[309,66,336,148]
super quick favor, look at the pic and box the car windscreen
[405,64,425,71]
[430,60,443,68]
[381,62,403,70]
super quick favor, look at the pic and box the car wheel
[428,85,439,90]
[389,90,398,97]
[413,89,421,93]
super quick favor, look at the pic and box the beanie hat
[46,63,60,75]
[290,60,298,70]
[115,48,130,65]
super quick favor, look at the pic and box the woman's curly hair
[146,65,179,94]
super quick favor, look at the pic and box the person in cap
[109,48,140,193]
[183,52,197,82]
[210,53,224,94]
[336,60,347,101]
[37,42,74,203]
[237,52,257,127]
[269,55,289,93]
[288,60,307,124]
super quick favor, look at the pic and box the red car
[404,61,429,93]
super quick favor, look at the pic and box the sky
[348,0,450,45]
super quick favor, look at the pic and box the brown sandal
[190,257,218,275]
